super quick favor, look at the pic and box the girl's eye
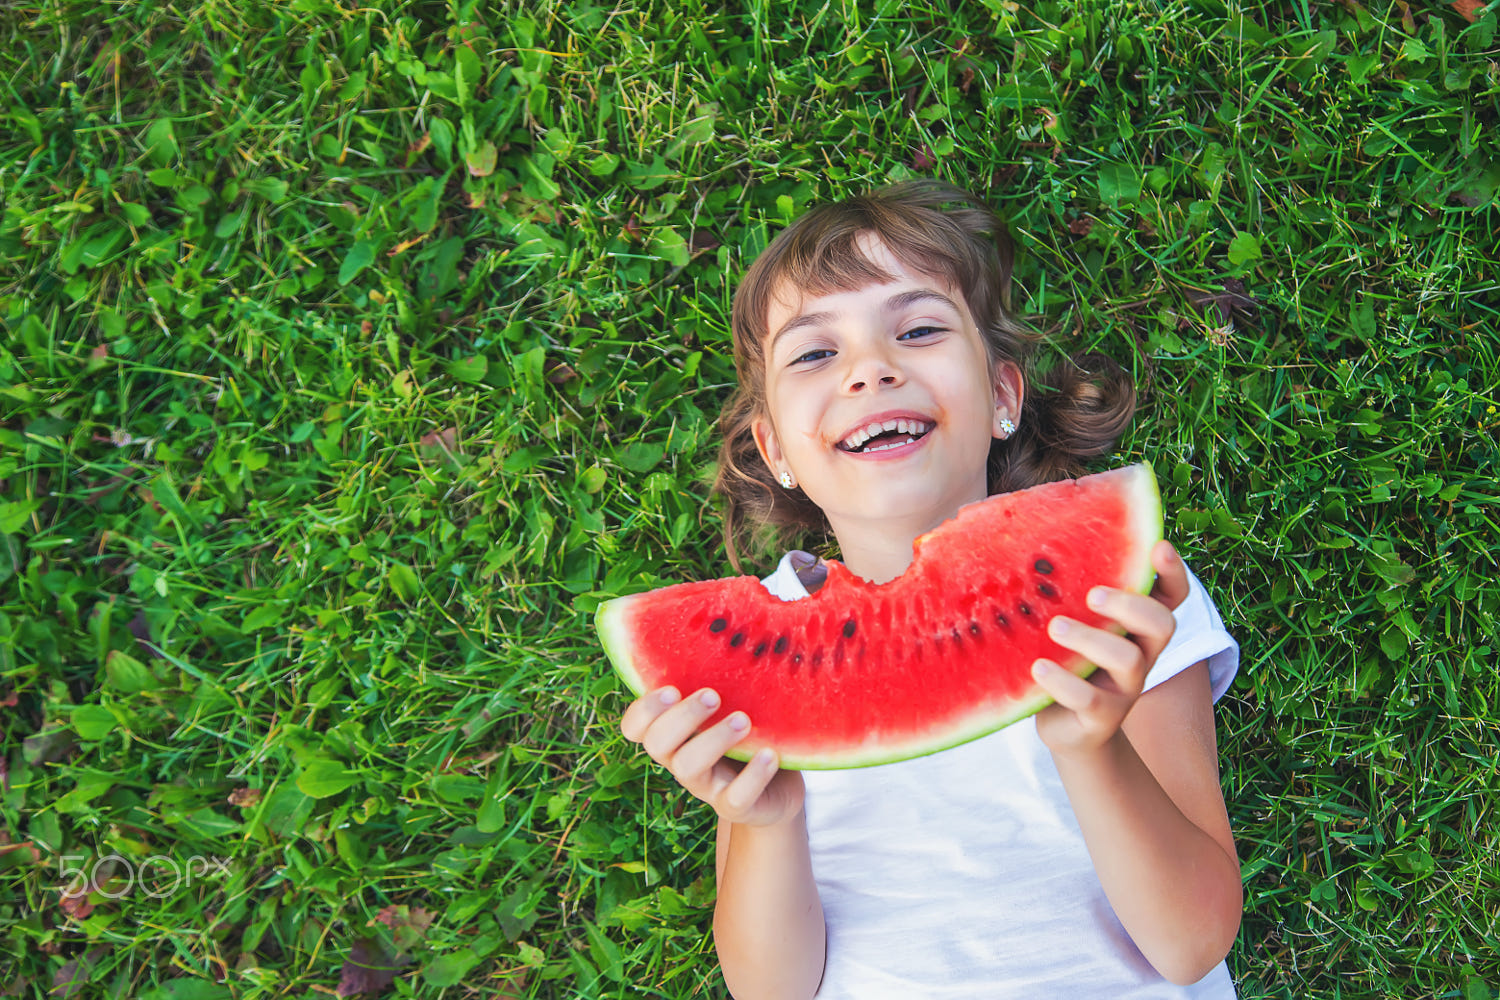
[793,349,834,364]
[899,326,945,341]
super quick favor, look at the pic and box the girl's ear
[991,360,1025,438]
[751,413,786,477]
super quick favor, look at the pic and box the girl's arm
[621,687,826,999]
[1051,662,1241,986]
[714,813,827,1000]
[1031,542,1241,985]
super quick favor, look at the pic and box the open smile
[835,413,935,457]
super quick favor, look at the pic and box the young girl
[619,182,1243,998]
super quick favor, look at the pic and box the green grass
[1,0,1497,996]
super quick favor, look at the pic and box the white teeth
[840,418,932,451]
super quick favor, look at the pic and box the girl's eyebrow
[770,288,961,352]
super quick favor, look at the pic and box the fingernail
[1088,588,1106,609]
[659,688,680,705]
[1050,617,1071,637]
[728,712,749,731]
[700,690,720,709]
[755,748,775,766]
[1032,660,1052,678]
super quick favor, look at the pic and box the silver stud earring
[779,472,795,489]
[999,417,1017,439]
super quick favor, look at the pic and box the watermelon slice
[597,463,1162,769]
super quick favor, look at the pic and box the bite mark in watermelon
[597,463,1162,769]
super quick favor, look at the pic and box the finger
[719,748,780,815]
[686,754,749,807]
[1047,618,1147,694]
[1031,659,1117,718]
[1083,587,1176,663]
[640,688,727,762]
[1148,540,1190,612]
[620,686,681,743]
[670,711,754,783]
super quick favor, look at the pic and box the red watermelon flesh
[596,463,1162,769]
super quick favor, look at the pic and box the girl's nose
[843,348,903,393]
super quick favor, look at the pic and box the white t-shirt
[759,550,1241,1000]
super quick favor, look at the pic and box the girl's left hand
[1031,540,1188,758]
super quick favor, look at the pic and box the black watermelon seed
[1035,558,1054,574]
[969,621,982,637]
[1037,582,1059,599]
[709,617,728,633]
[730,632,745,647]
[773,636,788,654]
[994,610,1011,628]
[753,641,767,657]
[951,626,963,643]
[842,619,856,638]
[792,653,803,666]
[1018,602,1033,616]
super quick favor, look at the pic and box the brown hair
[713,181,1136,572]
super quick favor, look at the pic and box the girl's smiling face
[751,234,1023,580]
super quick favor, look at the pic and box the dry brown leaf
[1188,279,1260,322]
[0,835,42,865]
[370,905,435,951]
[129,612,163,659]
[23,728,76,766]
[337,937,408,997]
[50,948,107,998]
[228,787,262,808]
[1450,0,1483,21]
[1394,0,1417,33]
[58,883,97,921]
[419,427,458,451]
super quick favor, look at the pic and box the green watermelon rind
[599,462,1163,771]
[597,595,650,701]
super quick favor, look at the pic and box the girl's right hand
[620,686,805,828]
